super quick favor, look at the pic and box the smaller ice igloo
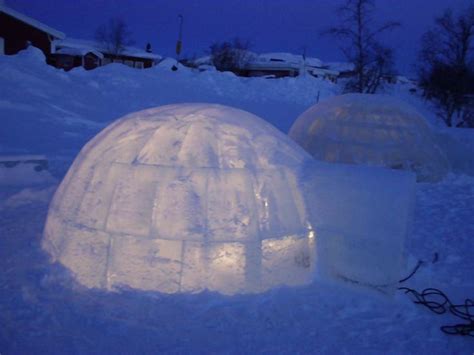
[43,104,316,295]
[289,94,449,181]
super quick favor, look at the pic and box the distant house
[325,62,356,78]
[0,3,65,57]
[0,3,161,71]
[307,67,339,82]
[51,38,162,71]
[52,45,104,71]
[242,52,338,80]
[242,53,300,78]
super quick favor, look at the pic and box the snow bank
[0,46,338,158]
[0,186,56,209]
[289,94,450,182]
[436,128,474,176]
[43,104,317,295]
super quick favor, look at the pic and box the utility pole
[300,45,307,77]
[172,14,184,71]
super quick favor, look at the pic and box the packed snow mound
[43,103,316,295]
[155,57,186,71]
[14,45,47,63]
[289,94,450,182]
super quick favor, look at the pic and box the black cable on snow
[398,260,424,283]
[397,254,474,337]
[398,287,474,337]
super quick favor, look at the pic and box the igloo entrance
[43,104,316,294]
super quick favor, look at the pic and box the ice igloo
[43,103,316,295]
[289,94,449,182]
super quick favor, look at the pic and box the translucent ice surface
[289,94,449,182]
[43,104,316,294]
[303,162,416,293]
[43,103,416,295]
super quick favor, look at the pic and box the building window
[124,60,134,67]
[58,55,74,68]
[135,61,144,69]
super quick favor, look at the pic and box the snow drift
[289,94,450,182]
[42,103,317,295]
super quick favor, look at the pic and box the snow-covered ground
[0,48,337,161]
[1,48,473,353]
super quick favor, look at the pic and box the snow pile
[289,94,450,182]
[0,186,55,210]
[43,104,317,295]
[155,57,184,71]
[0,46,338,157]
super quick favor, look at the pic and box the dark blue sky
[6,0,472,75]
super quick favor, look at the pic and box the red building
[0,3,161,70]
[0,3,65,57]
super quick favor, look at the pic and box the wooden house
[0,3,160,71]
[242,53,300,78]
[0,3,65,57]
[242,52,339,80]
[51,38,161,70]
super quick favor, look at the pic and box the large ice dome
[43,103,316,295]
[289,94,449,182]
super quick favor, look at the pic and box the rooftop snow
[0,4,65,39]
[258,53,323,67]
[326,62,355,72]
[53,38,161,60]
[55,47,104,59]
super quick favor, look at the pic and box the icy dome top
[289,94,449,181]
[85,103,311,170]
[43,104,315,295]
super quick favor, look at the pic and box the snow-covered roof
[260,53,323,67]
[246,61,298,71]
[53,38,161,60]
[305,57,324,68]
[326,62,355,72]
[248,52,324,70]
[309,67,339,77]
[194,55,212,66]
[258,52,300,63]
[55,47,104,59]
[0,4,65,39]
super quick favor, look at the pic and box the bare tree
[418,6,474,127]
[95,18,135,58]
[326,0,399,93]
[209,38,253,73]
